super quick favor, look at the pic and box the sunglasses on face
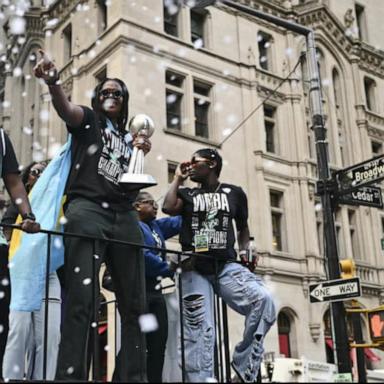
[190,157,211,166]
[99,89,123,99]
[30,168,43,177]
[138,199,158,208]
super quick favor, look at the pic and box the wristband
[22,212,36,221]
[239,250,247,257]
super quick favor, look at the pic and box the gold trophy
[119,114,157,191]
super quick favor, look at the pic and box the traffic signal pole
[193,0,352,375]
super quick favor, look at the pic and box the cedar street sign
[337,186,383,208]
[335,154,384,194]
[309,277,361,303]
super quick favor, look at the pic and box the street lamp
[190,0,352,376]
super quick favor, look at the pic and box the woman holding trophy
[33,50,151,382]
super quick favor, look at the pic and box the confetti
[139,313,158,333]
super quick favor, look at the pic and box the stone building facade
[1,0,384,379]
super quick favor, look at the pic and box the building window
[372,140,383,156]
[94,66,107,84]
[364,77,376,112]
[278,312,291,358]
[97,0,107,35]
[355,3,367,41]
[193,80,211,138]
[270,190,285,252]
[190,9,207,47]
[164,1,179,37]
[166,71,185,130]
[264,104,277,154]
[315,201,323,256]
[257,31,273,71]
[348,210,360,260]
[167,161,178,184]
[62,23,72,63]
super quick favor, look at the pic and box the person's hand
[240,249,259,273]
[132,134,151,155]
[20,219,41,234]
[175,161,192,181]
[33,49,59,85]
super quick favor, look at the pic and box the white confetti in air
[177,47,187,57]
[91,322,97,328]
[2,101,10,109]
[48,142,62,158]
[193,38,204,49]
[88,50,96,59]
[54,238,63,249]
[12,364,20,373]
[156,154,163,161]
[285,47,293,57]
[22,91,27,97]
[12,67,22,77]
[222,69,231,76]
[85,89,95,98]
[66,367,74,375]
[260,56,267,63]
[74,267,80,273]
[0,291,5,299]
[315,203,322,212]
[214,103,223,112]
[45,30,52,37]
[83,278,92,285]
[39,110,49,122]
[23,126,33,135]
[155,284,161,291]
[9,17,25,35]
[0,324,3,334]
[222,129,231,136]
[75,163,80,170]
[101,202,109,209]
[71,67,78,75]
[166,94,177,104]
[139,313,158,333]
[104,345,110,351]
[176,267,182,274]
[1,278,9,286]
[170,117,179,126]
[46,18,59,28]
[15,198,22,206]
[226,114,237,124]
[87,144,98,155]
[59,216,68,225]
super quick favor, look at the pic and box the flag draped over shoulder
[9,137,72,311]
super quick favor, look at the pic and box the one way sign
[309,277,361,303]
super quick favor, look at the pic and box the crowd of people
[0,49,276,383]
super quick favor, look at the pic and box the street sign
[309,277,361,303]
[335,154,384,193]
[337,186,383,208]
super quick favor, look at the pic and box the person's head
[91,78,129,132]
[133,192,159,222]
[21,161,48,190]
[189,148,223,183]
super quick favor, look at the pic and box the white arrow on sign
[310,281,359,302]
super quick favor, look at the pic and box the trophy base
[119,173,157,191]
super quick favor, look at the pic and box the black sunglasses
[30,168,43,177]
[100,89,123,99]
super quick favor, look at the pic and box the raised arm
[162,163,189,215]
[33,49,84,128]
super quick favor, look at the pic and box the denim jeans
[181,262,276,383]
[2,272,61,380]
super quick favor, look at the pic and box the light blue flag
[9,137,72,311]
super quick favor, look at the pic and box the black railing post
[222,302,231,382]
[92,240,100,382]
[177,254,186,383]
[43,233,51,381]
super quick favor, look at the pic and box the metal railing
[2,223,233,382]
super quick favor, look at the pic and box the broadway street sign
[337,186,383,208]
[335,154,384,194]
[309,277,361,303]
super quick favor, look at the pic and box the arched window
[364,77,377,112]
[278,312,292,358]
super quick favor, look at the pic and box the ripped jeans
[180,262,276,383]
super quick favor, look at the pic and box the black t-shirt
[1,132,19,177]
[178,183,248,274]
[65,106,137,211]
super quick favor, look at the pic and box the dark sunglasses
[190,157,211,166]
[30,168,43,177]
[100,89,123,99]
[138,199,158,208]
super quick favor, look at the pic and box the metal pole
[92,241,100,381]
[178,255,186,383]
[222,302,231,382]
[351,301,367,382]
[195,0,352,375]
[43,233,51,381]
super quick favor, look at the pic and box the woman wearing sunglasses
[33,50,150,381]
[1,160,58,381]
[163,148,276,383]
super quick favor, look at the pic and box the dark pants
[146,290,168,383]
[0,245,9,380]
[55,198,147,382]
